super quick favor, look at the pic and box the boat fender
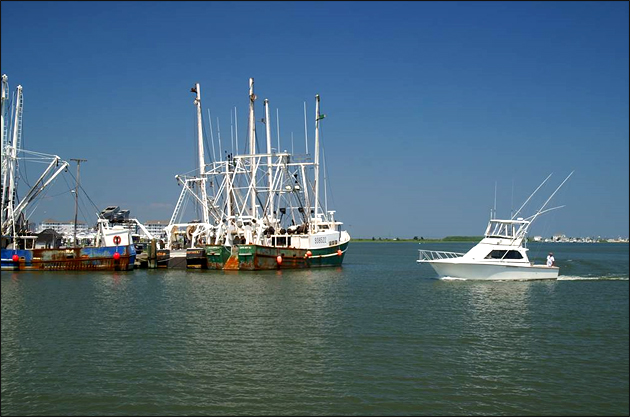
[337,249,342,256]
[12,254,19,262]
[113,252,121,260]
[305,251,312,258]
[276,255,283,265]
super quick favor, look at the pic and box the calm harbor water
[1,242,628,416]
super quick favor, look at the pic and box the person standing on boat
[547,252,555,267]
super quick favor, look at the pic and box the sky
[1,1,628,239]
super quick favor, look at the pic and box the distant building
[144,220,168,239]
[36,219,89,235]
[553,233,566,242]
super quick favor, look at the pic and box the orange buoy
[113,252,121,260]
[337,249,342,256]
[12,254,19,262]
[306,251,312,257]
[276,255,283,265]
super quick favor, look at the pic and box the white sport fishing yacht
[417,172,573,280]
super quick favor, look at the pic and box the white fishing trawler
[162,78,350,269]
[417,172,573,280]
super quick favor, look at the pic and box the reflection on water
[1,243,628,416]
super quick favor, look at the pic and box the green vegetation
[353,236,483,243]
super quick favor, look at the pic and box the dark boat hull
[204,241,349,270]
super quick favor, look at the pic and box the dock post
[148,239,158,269]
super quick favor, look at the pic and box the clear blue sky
[2,1,628,239]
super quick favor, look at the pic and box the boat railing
[417,249,464,262]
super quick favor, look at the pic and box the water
[2,242,628,416]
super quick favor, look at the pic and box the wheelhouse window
[485,250,523,259]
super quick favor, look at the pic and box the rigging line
[207,109,217,162]
[18,166,72,219]
[45,188,74,199]
[200,107,213,165]
[17,151,31,189]
[77,197,92,227]
[23,170,65,225]
[321,141,334,214]
[64,169,103,218]
[61,170,93,224]
[208,109,222,162]
[319,124,336,213]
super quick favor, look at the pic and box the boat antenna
[493,181,497,219]
[70,158,87,247]
[303,101,308,154]
[234,106,239,154]
[276,108,280,152]
[511,173,553,220]
[230,108,235,155]
[216,117,222,162]
[528,171,574,226]
[510,179,514,219]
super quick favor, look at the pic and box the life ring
[113,235,121,245]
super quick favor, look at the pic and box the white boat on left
[417,172,573,281]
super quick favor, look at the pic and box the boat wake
[441,275,629,281]
[440,276,468,281]
[558,275,629,281]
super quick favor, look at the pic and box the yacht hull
[425,260,559,280]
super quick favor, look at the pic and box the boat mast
[3,84,22,236]
[192,83,209,225]
[264,98,273,220]
[1,74,7,151]
[314,94,322,224]
[71,158,87,246]
[1,75,9,230]
[248,78,257,217]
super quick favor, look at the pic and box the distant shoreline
[352,237,482,243]
[351,237,628,243]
